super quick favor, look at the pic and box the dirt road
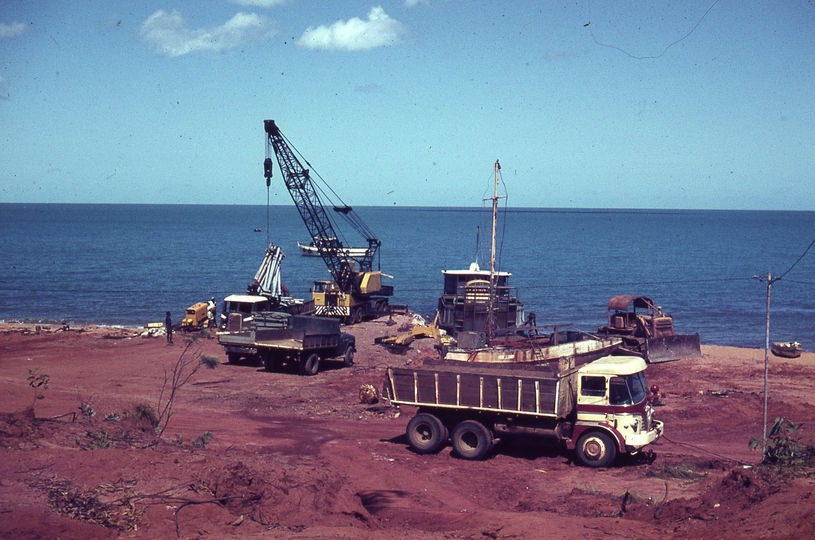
[2,318,814,539]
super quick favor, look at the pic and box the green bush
[750,417,815,467]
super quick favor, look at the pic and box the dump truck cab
[570,356,663,466]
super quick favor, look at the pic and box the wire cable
[659,434,751,466]
[585,0,720,60]
[775,236,815,281]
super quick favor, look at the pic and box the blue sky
[1,1,813,209]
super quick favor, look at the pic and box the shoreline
[2,321,811,359]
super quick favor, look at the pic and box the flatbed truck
[383,355,663,467]
[217,312,355,376]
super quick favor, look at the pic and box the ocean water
[1,203,813,350]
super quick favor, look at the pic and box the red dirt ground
[2,317,815,539]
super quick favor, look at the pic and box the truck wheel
[451,420,493,460]
[262,352,275,372]
[406,413,448,454]
[299,353,320,376]
[575,431,617,468]
[351,308,363,325]
[343,345,355,367]
[227,353,240,365]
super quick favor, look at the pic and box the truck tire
[575,431,617,468]
[262,352,275,372]
[343,345,355,367]
[406,413,448,454]
[227,353,241,365]
[352,308,363,325]
[451,420,493,460]
[300,353,320,376]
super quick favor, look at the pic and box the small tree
[151,331,218,444]
[24,367,50,410]
[750,417,815,468]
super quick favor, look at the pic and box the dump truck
[217,312,355,375]
[383,355,663,467]
[597,295,701,363]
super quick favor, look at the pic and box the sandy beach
[2,319,815,539]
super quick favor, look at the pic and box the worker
[165,311,173,345]
[207,297,216,328]
[524,312,538,337]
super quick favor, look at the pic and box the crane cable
[275,130,376,244]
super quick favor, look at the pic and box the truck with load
[383,355,663,467]
[217,312,355,376]
[220,242,314,332]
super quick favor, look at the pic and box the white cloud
[228,0,285,7]
[297,6,405,51]
[0,21,29,38]
[140,10,275,57]
[404,0,430,7]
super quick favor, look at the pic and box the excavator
[263,119,393,324]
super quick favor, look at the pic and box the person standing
[165,311,173,345]
[207,297,216,328]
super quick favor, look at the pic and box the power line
[775,236,815,281]
[389,276,756,295]
[585,0,720,60]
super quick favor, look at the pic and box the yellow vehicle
[182,302,209,331]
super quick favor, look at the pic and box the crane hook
[263,157,273,187]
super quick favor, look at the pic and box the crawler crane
[263,119,393,324]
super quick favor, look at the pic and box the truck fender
[568,423,626,454]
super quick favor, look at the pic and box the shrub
[750,417,815,468]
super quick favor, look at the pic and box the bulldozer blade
[645,334,702,363]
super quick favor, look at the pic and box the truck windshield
[226,302,253,315]
[609,372,648,406]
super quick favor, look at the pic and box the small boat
[771,341,802,358]
[297,240,369,259]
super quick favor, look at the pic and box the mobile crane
[263,119,393,324]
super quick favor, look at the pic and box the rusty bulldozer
[598,295,701,363]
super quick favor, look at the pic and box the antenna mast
[487,160,501,342]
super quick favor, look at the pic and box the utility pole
[755,271,778,458]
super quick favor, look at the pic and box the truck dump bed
[219,313,342,352]
[254,314,341,351]
[384,361,576,419]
